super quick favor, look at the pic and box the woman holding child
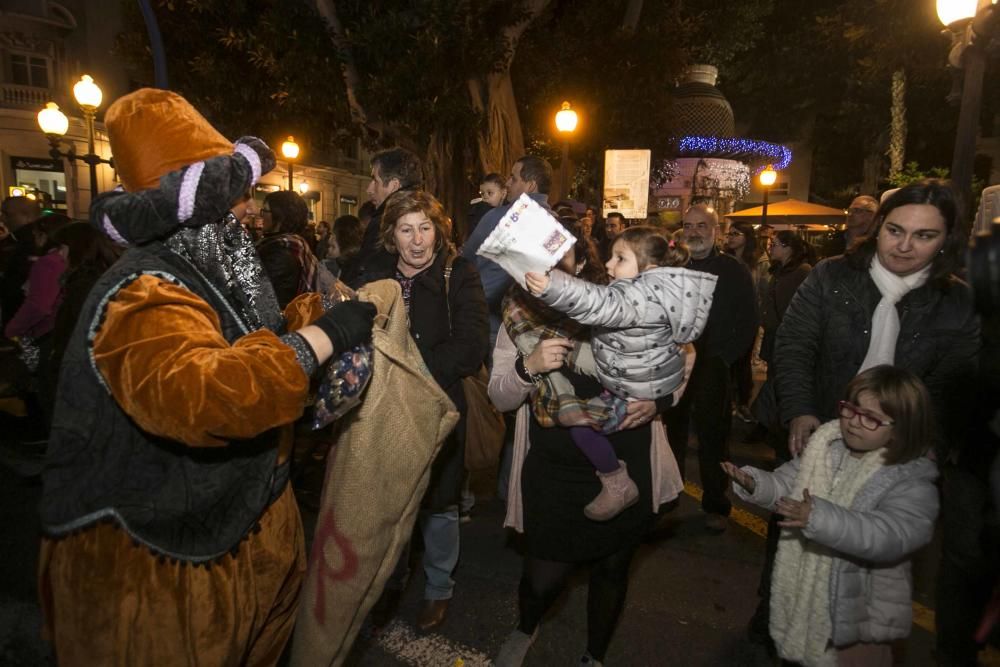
[491,226,711,666]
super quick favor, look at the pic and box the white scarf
[770,422,887,666]
[858,255,931,373]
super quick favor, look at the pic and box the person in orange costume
[36,88,376,666]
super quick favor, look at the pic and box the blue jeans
[421,506,460,600]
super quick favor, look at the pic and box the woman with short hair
[357,189,489,632]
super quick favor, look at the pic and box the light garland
[678,136,792,172]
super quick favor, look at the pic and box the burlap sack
[290,279,459,666]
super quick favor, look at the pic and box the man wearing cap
[37,88,376,665]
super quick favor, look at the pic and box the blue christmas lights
[678,136,792,172]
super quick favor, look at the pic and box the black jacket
[773,256,980,453]
[759,261,812,363]
[256,233,305,309]
[343,202,384,289]
[359,250,489,509]
[687,248,758,365]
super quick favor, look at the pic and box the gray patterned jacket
[538,266,717,400]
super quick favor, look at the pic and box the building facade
[0,0,372,222]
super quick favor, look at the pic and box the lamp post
[281,136,300,191]
[759,166,777,228]
[937,0,999,225]
[555,101,578,201]
[36,74,113,200]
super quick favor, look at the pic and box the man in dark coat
[664,203,758,533]
[461,155,554,351]
[343,147,423,288]
[820,195,878,258]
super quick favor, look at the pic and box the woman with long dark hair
[256,190,334,308]
[759,231,812,367]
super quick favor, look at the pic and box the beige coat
[489,327,686,531]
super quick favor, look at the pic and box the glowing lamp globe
[281,136,300,160]
[73,75,102,111]
[759,167,778,187]
[298,181,309,194]
[37,102,69,136]
[936,0,981,26]
[555,102,578,133]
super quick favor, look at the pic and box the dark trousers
[664,354,732,516]
[935,464,999,665]
[731,345,754,407]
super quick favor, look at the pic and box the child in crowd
[721,365,939,666]
[525,226,717,520]
[479,172,507,208]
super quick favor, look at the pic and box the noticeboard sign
[602,149,651,219]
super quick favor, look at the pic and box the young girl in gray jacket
[721,365,939,666]
[525,226,717,520]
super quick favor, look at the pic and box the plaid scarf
[502,287,610,428]
[256,232,337,297]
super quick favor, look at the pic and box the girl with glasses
[721,365,939,666]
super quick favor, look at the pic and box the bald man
[665,204,758,533]
[822,195,878,258]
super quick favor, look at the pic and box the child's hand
[525,271,549,295]
[776,488,813,529]
[720,461,755,493]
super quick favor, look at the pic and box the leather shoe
[416,598,449,632]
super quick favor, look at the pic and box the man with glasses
[665,203,758,533]
[822,195,878,258]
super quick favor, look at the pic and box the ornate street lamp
[281,136,300,191]
[555,101,578,201]
[759,166,777,228]
[937,0,999,224]
[36,74,113,200]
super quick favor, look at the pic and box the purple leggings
[570,426,620,473]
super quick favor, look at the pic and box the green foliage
[886,161,950,187]
[115,0,354,154]
[720,0,963,203]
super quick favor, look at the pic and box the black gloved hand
[312,300,377,353]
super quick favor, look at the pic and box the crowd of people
[0,87,997,667]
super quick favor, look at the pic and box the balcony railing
[1,83,51,110]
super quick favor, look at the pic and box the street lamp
[937,0,999,225]
[36,74,113,200]
[281,136,300,191]
[297,181,309,195]
[555,101,578,200]
[759,165,777,228]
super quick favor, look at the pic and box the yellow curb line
[681,481,937,634]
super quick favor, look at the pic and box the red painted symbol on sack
[311,509,359,623]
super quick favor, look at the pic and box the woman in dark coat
[256,190,333,308]
[770,180,982,662]
[357,189,489,632]
[759,230,812,366]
